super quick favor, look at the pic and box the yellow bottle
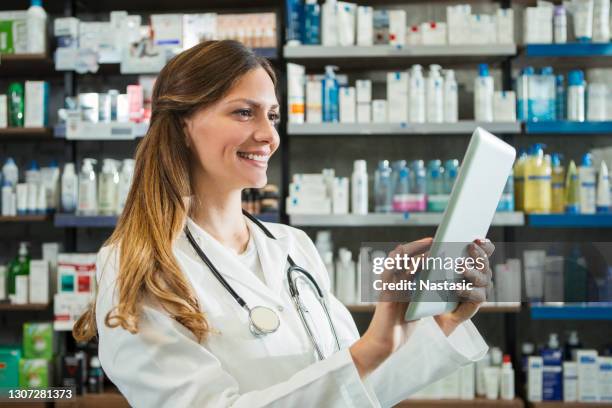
[550,153,565,213]
[524,144,552,213]
[565,160,580,213]
[514,150,527,211]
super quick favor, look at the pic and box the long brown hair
[73,40,277,343]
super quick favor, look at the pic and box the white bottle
[61,163,78,213]
[474,63,494,122]
[409,64,426,123]
[118,159,135,213]
[567,70,586,122]
[26,0,47,54]
[351,160,368,214]
[443,69,458,123]
[500,355,515,400]
[579,153,596,214]
[2,158,19,187]
[426,64,444,123]
[1,181,16,216]
[77,158,97,216]
[98,159,120,215]
[597,160,610,212]
[553,6,567,44]
[321,0,338,46]
[335,248,356,304]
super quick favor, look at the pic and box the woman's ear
[182,118,192,149]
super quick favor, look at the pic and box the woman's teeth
[238,152,268,162]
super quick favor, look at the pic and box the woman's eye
[268,112,280,124]
[234,109,253,119]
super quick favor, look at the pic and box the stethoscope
[184,210,341,361]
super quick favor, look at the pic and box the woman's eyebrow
[225,98,279,110]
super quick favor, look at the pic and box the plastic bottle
[118,159,135,213]
[564,331,582,361]
[551,153,565,213]
[98,159,119,215]
[520,342,535,396]
[567,70,585,122]
[409,160,426,212]
[2,158,19,187]
[579,153,596,214]
[390,160,407,196]
[524,144,552,213]
[61,163,78,213]
[555,75,566,121]
[500,355,515,400]
[426,65,444,123]
[565,246,588,302]
[322,65,339,123]
[553,6,567,44]
[514,150,527,211]
[565,160,580,213]
[77,158,97,216]
[321,0,338,46]
[443,159,459,194]
[374,160,392,213]
[7,242,30,300]
[351,160,368,214]
[497,171,515,212]
[541,333,563,401]
[335,248,355,304]
[27,0,47,54]
[408,64,426,123]
[517,67,534,121]
[392,167,410,213]
[25,161,40,214]
[474,63,494,122]
[303,0,321,44]
[88,356,104,393]
[286,0,303,45]
[443,69,458,123]
[2,181,16,216]
[426,160,446,211]
[541,67,556,121]
[596,160,610,213]
[287,63,305,124]
[529,67,555,121]
[8,82,25,127]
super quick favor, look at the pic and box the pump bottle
[78,158,97,216]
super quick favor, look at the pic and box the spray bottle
[322,65,339,122]
[409,64,426,123]
[578,153,596,214]
[61,163,78,213]
[474,63,494,122]
[78,158,97,216]
[443,69,458,123]
[98,159,119,215]
[551,153,565,213]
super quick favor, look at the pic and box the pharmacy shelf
[54,212,279,228]
[524,121,612,134]
[0,52,56,76]
[54,123,149,140]
[527,213,612,227]
[528,402,612,408]
[0,215,50,223]
[289,212,525,227]
[284,44,517,59]
[524,43,612,57]
[55,387,129,408]
[0,127,55,141]
[530,304,612,320]
[346,304,521,313]
[396,397,524,408]
[288,122,521,135]
[0,303,50,311]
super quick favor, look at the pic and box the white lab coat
[95,217,488,408]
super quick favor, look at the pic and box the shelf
[346,304,521,313]
[284,44,517,59]
[397,397,524,407]
[524,43,612,57]
[0,127,55,141]
[528,401,612,407]
[525,121,612,134]
[54,123,148,140]
[0,53,57,77]
[288,122,521,136]
[289,212,525,227]
[0,215,50,223]
[527,213,612,228]
[54,213,280,228]
[530,304,612,320]
[55,389,129,408]
[0,303,50,311]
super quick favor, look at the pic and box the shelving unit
[0,215,50,223]
[0,127,55,141]
[55,388,130,408]
[528,402,612,408]
[53,123,149,140]
[346,304,521,313]
[0,303,50,311]
[530,304,612,320]
[527,213,612,228]
[524,43,612,57]
[397,397,524,408]
[524,121,612,134]
[0,53,56,76]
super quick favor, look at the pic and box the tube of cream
[572,0,594,42]
[484,366,501,399]
[597,160,610,213]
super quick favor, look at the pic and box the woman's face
[184,67,280,191]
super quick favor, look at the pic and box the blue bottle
[393,167,410,213]
[409,160,427,212]
[541,333,563,401]
[322,65,339,122]
[390,160,407,197]
[374,160,393,213]
[541,67,556,121]
[517,66,534,121]
[497,171,515,212]
[555,75,566,121]
[443,159,459,194]
[302,0,320,44]
[286,0,304,44]
[426,160,446,212]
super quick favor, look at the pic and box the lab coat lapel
[249,219,290,299]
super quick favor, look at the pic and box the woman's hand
[349,238,433,377]
[434,239,495,336]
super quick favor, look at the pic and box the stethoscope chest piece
[248,305,280,337]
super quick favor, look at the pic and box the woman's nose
[253,117,279,145]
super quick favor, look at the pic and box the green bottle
[8,82,24,128]
[564,160,580,214]
[7,242,30,299]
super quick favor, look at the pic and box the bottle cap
[28,160,39,170]
[554,5,566,16]
[568,70,584,86]
[568,330,579,345]
[378,160,389,170]
[522,342,535,354]
[478,63,489,77]
[551,153,562,167]
[582,153,592,167]
[540,66,554,76]
[339,248,352,263]
[444,69,455,79]
[5,157,16,165]
[503,354,512,364]
[556,74,564,86]
[90,356,101,368]
[18,242,28,255]
[353,160,367,173]
[49,160,58,168]
[548,333,559,349]
[31,0,42,6]
[521,66,535,76]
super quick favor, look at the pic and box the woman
[74,40,494,407]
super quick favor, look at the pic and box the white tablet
[404,127,516,321]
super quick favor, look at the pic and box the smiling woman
[71,40,493,408]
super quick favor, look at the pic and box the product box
[542,347,563,400]
[0,94,7,128]
[286,196,331,214]
[339,87,356,123]
[496,8,514,44]
[79,22,117,63]
[563,361,578,402]
[356,80,372,103]
[459,363,475,399]
[0,265,6,301]
[373,10,389,44]
[127,85,144,123]
[386,72,408,123]
[151,14,183,50]
[336,2,356,46]
[356,6,373,46]
[54,17,79,45]
[0,11,28,54]
[57,253,97,295]
[0,347,21,388]
[372,99,387,123]
[19,359,50,389]
[29,260,50,304]
[599,356,612,402]
[306,78,322,124]
[23,322,53,360]
[421,22,447,45]
[61,353,86,395]
[24,81,49,128]
[577,349,600,402]
[446,4,471,45]
[357,104,371,123]
[54,293,93,331]
[470,14,495,44]
[110,11,128,57]
[388,10,406,47]
[528,356,544,402]
[493,91,517,122]
[78,93,99,123]
[332,177,349,214]
[182,13,217,50]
